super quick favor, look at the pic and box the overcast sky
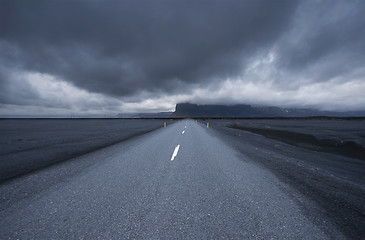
[1,0,364,116]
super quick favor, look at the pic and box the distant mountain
[172,103,260,117]
[117,103,365,118]
[171,103,365,118]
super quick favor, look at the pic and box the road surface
[0,120,344,239]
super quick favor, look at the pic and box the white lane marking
[170,145,180,161]
[182,130,185,134]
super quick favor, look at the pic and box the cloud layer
[0,0,364,116]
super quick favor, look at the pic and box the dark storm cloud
[1,0,365,115]
[275,0,365,82]
[0,0,300,98]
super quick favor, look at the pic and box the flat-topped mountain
[116,103,365,118]
[171,103,365,118]
[172,103,260,117]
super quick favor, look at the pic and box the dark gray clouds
[0,0,364,115]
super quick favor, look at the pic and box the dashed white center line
[182,130,185,134]
[170,144,180,161]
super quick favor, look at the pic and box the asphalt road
[0,120,345,239]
